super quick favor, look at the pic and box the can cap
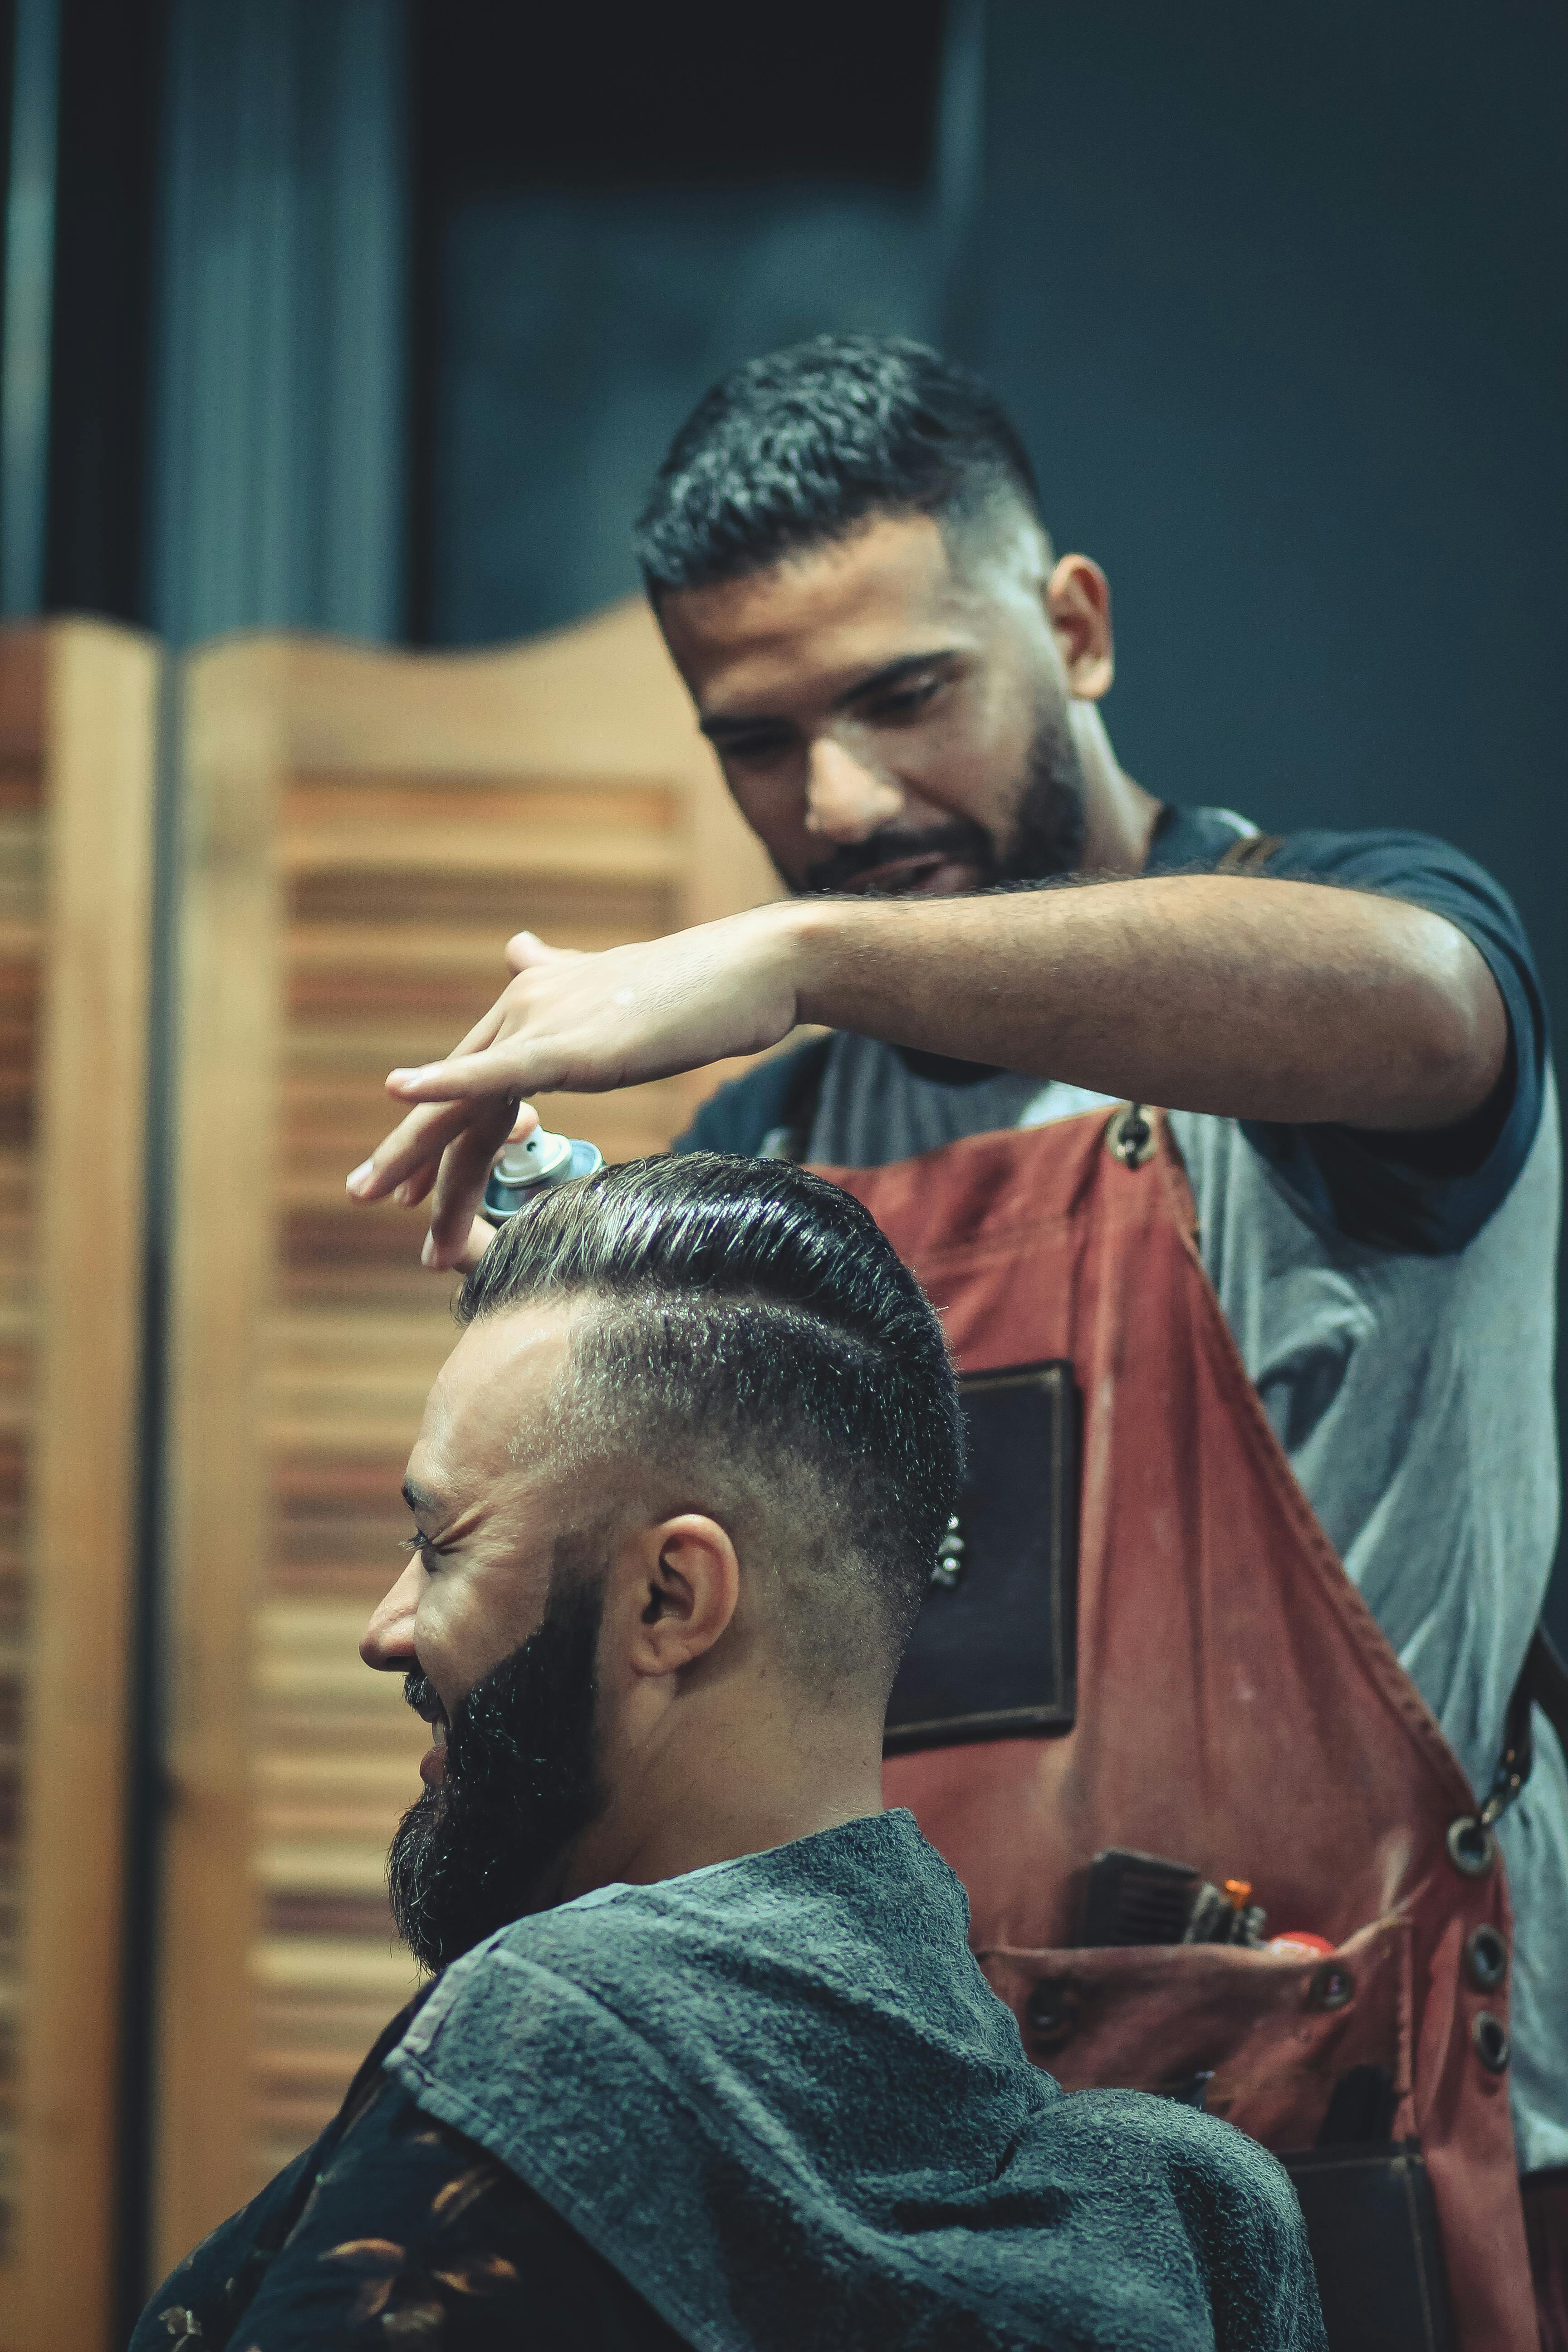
[493,1127,574,1188]
[483,1128,604,1222]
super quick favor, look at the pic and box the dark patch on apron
[884,1361,1079,1754]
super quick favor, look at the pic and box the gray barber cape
[385,1808,1323,2352]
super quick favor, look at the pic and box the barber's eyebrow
[698,649,962,742]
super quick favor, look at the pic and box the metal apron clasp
[1106,1102,1156,1169]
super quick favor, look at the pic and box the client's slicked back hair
[456,1154,963,1683]
[634,334,1043,598]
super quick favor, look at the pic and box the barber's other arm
[347,877,1507,1266]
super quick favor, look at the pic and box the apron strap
[1215,831,1286,871]
[1476,1622,1568,1833]
[760,1034,834,1163]
[1527,1620,1568,1751]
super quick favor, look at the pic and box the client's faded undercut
[456,1153,964,1686]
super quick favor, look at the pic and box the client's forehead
[410,1302,579,1501]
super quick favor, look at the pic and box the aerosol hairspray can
[482,1124,603,1222]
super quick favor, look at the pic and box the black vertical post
[43,0,166,624]
[110,642,182,2347]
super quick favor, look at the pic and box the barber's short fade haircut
[456,1152,963,1686]
[633,334,1043,598]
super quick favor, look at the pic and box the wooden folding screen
[0,624,157,2351]
[157,602,780,2267]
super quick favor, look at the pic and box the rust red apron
[818,1103,1537,2352]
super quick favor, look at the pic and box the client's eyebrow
[402,1477,446,1524]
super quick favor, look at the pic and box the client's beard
[387,1568,608,1973]
[798,697,1088,897]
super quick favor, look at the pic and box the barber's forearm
[783,876,1507,1130]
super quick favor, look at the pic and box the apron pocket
[982,1917,1452,2350]
[978,1911,1414,2149]
[1279,2140,1453,2352]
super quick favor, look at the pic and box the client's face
[363,1305,612,1968]
[388,1549,608,1970]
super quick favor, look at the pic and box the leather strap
[1479,1623,1568,1831]
[1216,831,1285,871]
[1528,1622,1568,1751]
[766,1034,834,1162]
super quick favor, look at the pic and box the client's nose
[361,1554,421,1671]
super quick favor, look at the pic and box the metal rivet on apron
[1105,1103,1156,1169]
[1471,2011,1510,2073]
[1305,1961,1355,2012]
[1446,1815,1496,1877]
[1024,1985,1074,2048]
[1464,1924,1509,1993]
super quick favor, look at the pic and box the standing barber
[350,338,1567,2347]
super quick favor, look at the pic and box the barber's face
[362,1308,610,1966]
[658,510,1110,896]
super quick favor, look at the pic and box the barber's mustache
[799,818,995,897]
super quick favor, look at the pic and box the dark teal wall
[428,186,938,645]
[971,0,1568,1641]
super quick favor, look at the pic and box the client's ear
[624,1514,740,1679]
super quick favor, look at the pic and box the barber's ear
[1044,554,1114,701]
[625,1514,740,1678]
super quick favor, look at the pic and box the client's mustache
[403,1671,446,1727]
[800,818,996,897]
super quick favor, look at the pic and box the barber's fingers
[424,1095,521,1269]
[385,1039,570,1104]
[450,1216,499,1276]
[347,1097,470,1201]
[504,929,581,975]
[346,1001,508,1199]
[392,1099,539,1210]
[446,999,510,1058]
[357,1094,540,1210]
[392,1164,437,1210]
[378,1001,508,1107]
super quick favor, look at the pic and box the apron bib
[817,1104,1537,2352]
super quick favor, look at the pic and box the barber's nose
[804,736,904,841]
[361,1554,422,1671]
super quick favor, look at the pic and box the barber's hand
[346,908,800,1268]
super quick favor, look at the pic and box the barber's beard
[999,699,1088,883]
[387,1571,608,1974]
[798,697,1088,897]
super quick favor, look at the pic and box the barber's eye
[869,677,942,721]
[725,733,793,766]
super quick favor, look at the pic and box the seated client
[135,1153,1323,2352]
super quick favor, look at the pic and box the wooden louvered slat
[0,623,157,2352]
[157,606,782,2268]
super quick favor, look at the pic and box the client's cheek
[430,1589,535,1710]
[412,1607,480,1725]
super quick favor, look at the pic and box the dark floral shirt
[131,2000,687,2350]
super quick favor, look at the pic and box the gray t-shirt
[680,808,1567,2171]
